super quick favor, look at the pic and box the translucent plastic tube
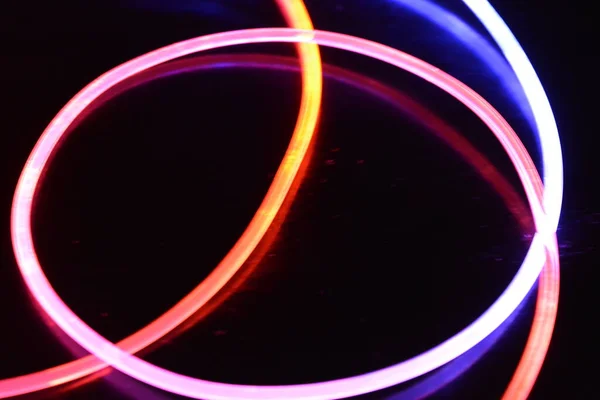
[30,53,540,399]
[382,2,563,394]
[12,28,557,399]
[462,0,563,235]
[0,1,322,397]
[459,2,562,398]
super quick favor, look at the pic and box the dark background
[0,1,596,399]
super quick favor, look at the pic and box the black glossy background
[1,1,596,399]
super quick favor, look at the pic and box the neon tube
[460,2,561,397]
[462,0,562,235]
[0,0,322,397]
[12,28,557,399]
[390,0,534,128]
[381,2,562,394]
[26,53,539,399]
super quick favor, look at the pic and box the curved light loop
[1,0,322,397]
[12,28,559,400]
[459,2,561,398]
[33,52,543,400]
[462,0,563,235]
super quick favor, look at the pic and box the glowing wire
[381,1,562,394]
[460,2,562,398]
[0,1,322,397]
[462,0,562,235]
[25,53,322,400]
[27,52,537,399]
[12,28,557,399]
[502,240,559,400]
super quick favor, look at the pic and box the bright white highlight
[462,0,563,236]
